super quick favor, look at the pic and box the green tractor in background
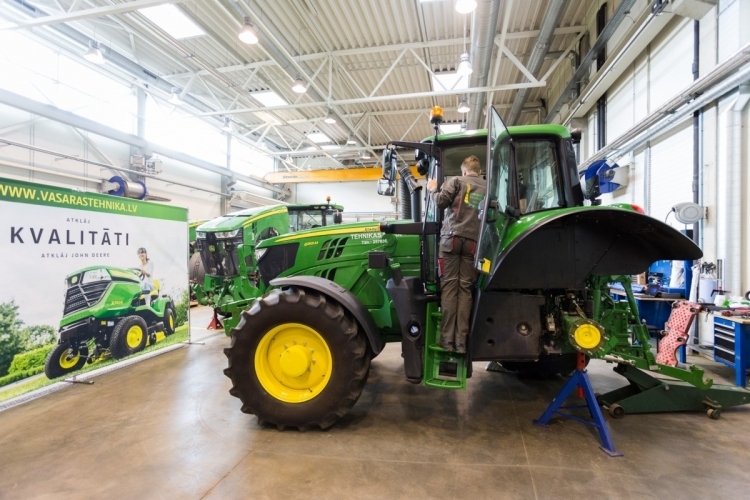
[45,266,176,379]
[192,201,344,333]
[223,106,745,431]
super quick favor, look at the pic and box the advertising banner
[0,176,188,401]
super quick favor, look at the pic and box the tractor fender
[270,276,385,357]
[486,207,703,290]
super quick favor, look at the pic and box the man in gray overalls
[426,155,486,353]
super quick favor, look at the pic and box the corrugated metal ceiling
[2,0,598,168]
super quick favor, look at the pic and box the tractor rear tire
[501,353,582,378]
[164,307,176,335]
[44,342,88,379]
[110,316,149,359]
[224,286,370,431]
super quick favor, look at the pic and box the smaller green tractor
[192,201,343,333]
[44,266,176,379]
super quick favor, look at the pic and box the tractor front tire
[224,287,370,431]
[164,307,176,335]
[110,316,149,359]
[44,342,88,379]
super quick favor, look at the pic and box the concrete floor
[1,327,749,500]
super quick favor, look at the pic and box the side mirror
[571,128,582,144]
[333,210,343,224]
[378,146,397,196]
[377,178,395,196]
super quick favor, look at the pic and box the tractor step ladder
[534,353,623,457]
[423,303,467,389]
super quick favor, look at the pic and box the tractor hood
[64,266,139,284]
[256,221,382,248]
[484,206,702,291]
[196,205,288,233]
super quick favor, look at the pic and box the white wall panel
[647,120,693,225]
[649,18,694,112]
[606,68,634,143]
[295,181,395,215]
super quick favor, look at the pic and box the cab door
[475,106,513,276]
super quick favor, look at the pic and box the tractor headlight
[196,231,206,239]
[214,229,242,239]
[255,247,267,262]
[81,268,112,285]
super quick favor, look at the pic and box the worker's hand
[427,178,437,193]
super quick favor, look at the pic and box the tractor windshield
[289,209,335,231]
[442,143,488,178]
[198,234,242,278]
[514,139,563,213]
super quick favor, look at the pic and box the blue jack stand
[533,353,623,457]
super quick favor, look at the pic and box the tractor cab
[288,199,344,232]
[378,106,584,287]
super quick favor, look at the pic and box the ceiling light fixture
[221,117,232,132]
[457,52,472,76]
[457,97,470,113]
[324,109,337,124]
[455,0,477,14]
[83,41,105,65]
[361,151,371,160]
[456,14,472,77]
[291,29,307,94]
[238,18,258,44]
[292,76,306,94]
[347,134,356,145]
[168,87,181,104]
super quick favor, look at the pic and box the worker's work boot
[438,334,454,352]
[454,332,468,354]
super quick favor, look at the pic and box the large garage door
[648,119,693,225]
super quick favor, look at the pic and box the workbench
[712,316,750,387]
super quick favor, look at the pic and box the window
[231,139,273,177]
[0,31,135,133]
[146,98,226,165]
[515,140,561,213]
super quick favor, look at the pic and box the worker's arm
[429,177,459,210]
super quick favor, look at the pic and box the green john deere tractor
[223,105,746,430]
[44,266,176,379]
[192,201,344,333]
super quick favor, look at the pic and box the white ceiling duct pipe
[723,85,750,296]
[506,0,568,125]
[466,0,502,130]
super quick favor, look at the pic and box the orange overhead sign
[263,166,422,184]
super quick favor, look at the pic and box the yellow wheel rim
[126,325,144,349]
[255,323,333,403]
[574,324,602,350]
[169,315,174,330]
[59,349,79,369]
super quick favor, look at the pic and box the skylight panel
[432,72,468,92]
[139,5,204,39]
[440,123,463,134]
[307,132,332,144]
[253,90,288,107]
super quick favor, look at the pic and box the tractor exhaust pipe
[398,165,422,222]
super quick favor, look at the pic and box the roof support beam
[2,0,183,30]
[0,88,289,196]
[171,26,585,78]
[194,81,545,117]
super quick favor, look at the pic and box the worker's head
[461,155,480,175]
